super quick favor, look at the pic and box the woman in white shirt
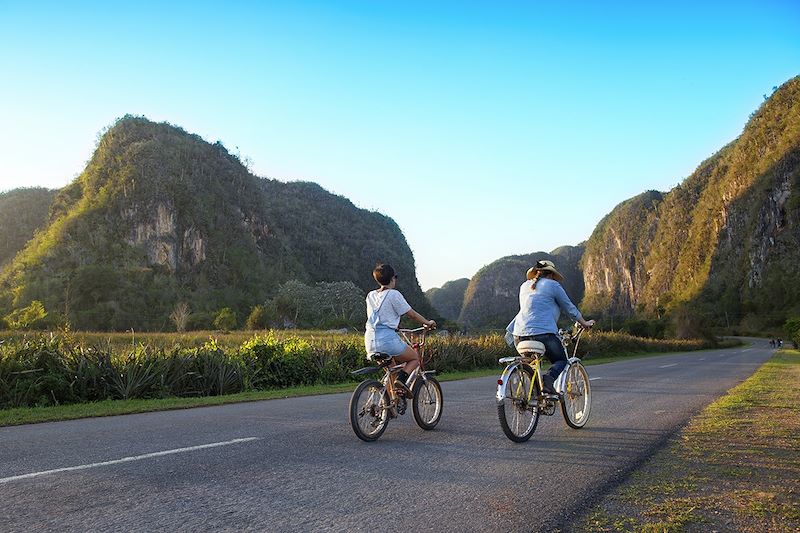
[365,263,436,386]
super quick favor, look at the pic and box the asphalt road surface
[0,341,774,532]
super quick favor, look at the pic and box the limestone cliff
[581,76,800,328]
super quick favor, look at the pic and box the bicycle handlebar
[399,325,436,333]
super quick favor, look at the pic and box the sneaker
[541,374,557,395]
[394,379,414,398]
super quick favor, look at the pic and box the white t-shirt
[365,289,412,330]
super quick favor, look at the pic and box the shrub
[213,308,237,332]
[784,316,800,348]
[245,305,267,330]
[3,301,48,330]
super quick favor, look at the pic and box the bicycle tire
[497,365,540,442]
[349,379,389,441]
[412,375,443,430]
[560,362,591,428]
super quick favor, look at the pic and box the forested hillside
[425,278,470,321]
[0,116,429,331]
[458,246,585,329]
[0,187,56,266]
[582,76,800,332]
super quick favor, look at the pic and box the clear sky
[1,1,798,290]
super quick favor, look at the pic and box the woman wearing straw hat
[505,260,595,394]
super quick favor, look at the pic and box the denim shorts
[365,328,408,356]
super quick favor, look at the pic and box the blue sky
[1,1,798,290]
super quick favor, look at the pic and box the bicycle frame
[352,326,436,404]
[398,326,437,387]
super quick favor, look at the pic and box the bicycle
[496,323,592,442]
[349,326,444,442]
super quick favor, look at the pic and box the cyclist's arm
[404,308,436,328]
[553,283,594,328]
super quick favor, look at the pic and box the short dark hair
[373,263,395,286]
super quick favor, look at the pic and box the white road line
[0,437,260,484]
[589,377,603,381]
[659,363,678,368]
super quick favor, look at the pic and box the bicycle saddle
[367,352,391,362]
[515,340,545,356]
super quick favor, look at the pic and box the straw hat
[526,260,564,282]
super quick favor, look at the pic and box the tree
[169,302,191,332]
[275,280,315,325]
[213,307,237,332]
[245,305,267,330]
[784,316,800,348]
[3,300,48,330]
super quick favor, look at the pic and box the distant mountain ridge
[456,246,585,329]
[0,116,430,330]
[425,278,469,322]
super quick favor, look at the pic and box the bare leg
[393,345,420,377]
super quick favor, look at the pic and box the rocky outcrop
[581,191,662,316]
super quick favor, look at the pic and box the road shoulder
[573,349,800,532]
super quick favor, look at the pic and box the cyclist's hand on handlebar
[582,319,595,329]
[425,319,437,329]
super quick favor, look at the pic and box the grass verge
[576,349,800,533]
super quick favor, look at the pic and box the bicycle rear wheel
[497,365,540,442]
[349,379,389,441]
[412,376,443,430]
[560,362,591,428]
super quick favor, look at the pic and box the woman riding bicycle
[364,263,436,392]
[506,260,594,394]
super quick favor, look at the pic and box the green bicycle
[496,323,592,442]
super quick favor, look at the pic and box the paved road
[0,341,774,532]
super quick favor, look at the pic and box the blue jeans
[514,333,567,379]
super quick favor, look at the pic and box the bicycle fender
[554,358,583,394]
[351,366,381,375]
[495,362,523,402]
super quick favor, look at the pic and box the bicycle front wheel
[560,362,591,428]
[497,365,540,442]
[349,379,389,441]
[412,376,443,430]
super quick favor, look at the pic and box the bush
[213,308,237,332]
[0,329,722,410]
[3,301,48,330]
[245,305,267,330]
[784,316,800,348]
